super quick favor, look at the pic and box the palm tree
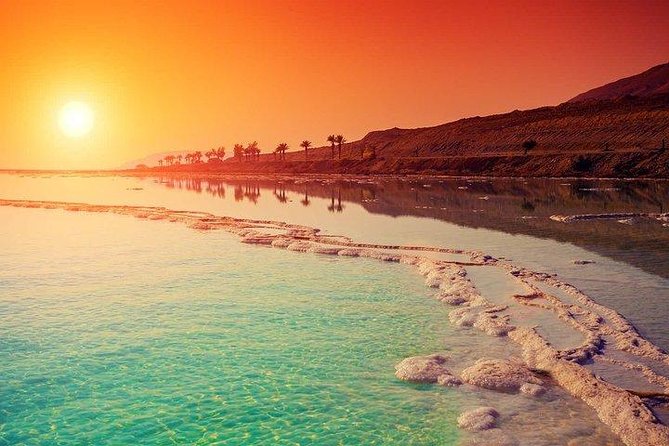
[234,144,245,161]
[176,154,183,165]
[300,140,311,160]
[335,134,345,159]
[205,149,216,162]
[327,135,336,159]
[216,146,226,160]
[276,143,289,161]
[247,141,260,161]
[158,159,163,167]
[194,151,203,163]
[165,155,175,166]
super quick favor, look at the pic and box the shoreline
[2,197,668,446]
[4,170,669,279]
[2,168,669,182]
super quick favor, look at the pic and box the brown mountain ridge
[140,62,669,178]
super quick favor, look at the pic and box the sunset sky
[2,0,669,170]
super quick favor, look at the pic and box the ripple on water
[0,207,462,445]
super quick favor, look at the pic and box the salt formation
[550,212,668,223]
[457,407,499,431]
[519,382,546,396]
[3,198,669,446]
[460,359,543,393]
[394,354,461,386]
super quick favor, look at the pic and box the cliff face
[568,62,669,103]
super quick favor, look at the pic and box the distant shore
[137,148,668,179]
[4,148,669,180]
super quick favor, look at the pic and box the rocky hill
[568,62,669,103]
[138,62,669,178]
[289,93,669,162]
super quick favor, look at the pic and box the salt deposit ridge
[2,198,668,446]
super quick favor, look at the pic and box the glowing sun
[59,101,94,137]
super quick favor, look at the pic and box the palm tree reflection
[327,188,344,212]
[274,184,288,203]
[300,186,311,207]
[234,185,244,202]
[206,180,226,199]
[244,182,260,203]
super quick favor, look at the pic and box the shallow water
[0,208,462,445]
[1,172,665,445]
[0,206,625,445]
[1,173,666,351]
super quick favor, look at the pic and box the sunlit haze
[1,0,668,170]
[59,101,94,138]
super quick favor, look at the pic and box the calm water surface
[2,173,667,348]
[0,173,665,445]
[1,208,460,445]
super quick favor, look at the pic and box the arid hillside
[138,63,669,178]
[288,94,669,161]
[569,62,669,102]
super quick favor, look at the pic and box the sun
[59,101,94,137]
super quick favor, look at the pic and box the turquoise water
[0,208,459,445]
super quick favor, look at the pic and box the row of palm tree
[274,143,289,160]
[158,134,348,167]
[205,147,226,162]
[233,142,261,161]
[327,134,346,159]
[271,135,345,162]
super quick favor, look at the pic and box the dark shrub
[573,155,594,172]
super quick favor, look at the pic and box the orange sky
[2,0,668,169]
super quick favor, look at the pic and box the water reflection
[273,184,288,203]
[152,176,669,277]
[300,186,311,207]
[328,188,344,213]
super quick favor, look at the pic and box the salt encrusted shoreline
[550,211,669,223]
[2,198,668,446]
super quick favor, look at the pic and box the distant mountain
[568,62,669,103]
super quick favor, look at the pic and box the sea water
[0,207,460,445]
[0,173,649,445]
